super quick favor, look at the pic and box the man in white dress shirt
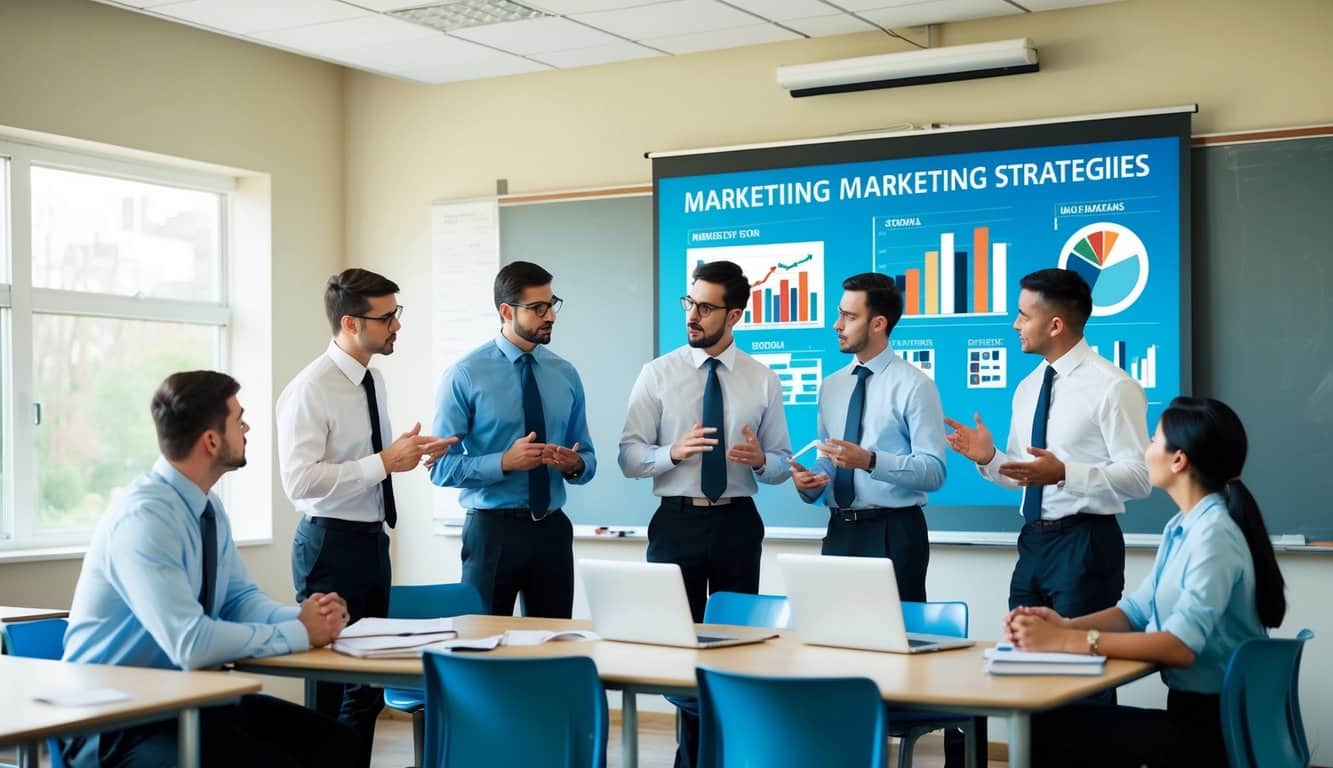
[945,268,1150,622]
[277,269,455,767]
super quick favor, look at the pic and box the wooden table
[0,606,69,623]
[0,656,259,768]
[235,615,1154,768]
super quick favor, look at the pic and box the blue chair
[703,591,793,629]
[887,601,973,768]
[382,582,485,768]
[697,667,888,768]
[421,651,608,768]
[2,619,69,768]
[1221,628,1314,768]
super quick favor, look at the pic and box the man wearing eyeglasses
[277,268,455,767]
[431,261,596,618]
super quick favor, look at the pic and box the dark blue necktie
[700,358,727,502]
[199,502,217,616]
[833,365,872,509]
[361,371,397,528]
[1021,365,1057,523]
[519,354,551,515]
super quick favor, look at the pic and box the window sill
[0,537,272,565]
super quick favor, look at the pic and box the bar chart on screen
[873,215,1011,319]
[688,241,825,330]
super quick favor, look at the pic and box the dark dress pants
[61,693,359,768]
[460,508,575,618]
[1032,690,1226,767]
[292,516,391,768]
[646,497,763,768]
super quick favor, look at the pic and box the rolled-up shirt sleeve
[1157,529,1244,654]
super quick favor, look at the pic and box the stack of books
[984,644,1106,676]
[331,617,459,659]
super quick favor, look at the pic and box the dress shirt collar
[851,344,896,376]
[151,455,209,520]
[1048,337,1094,378]
[493,333,539,364]
[1171,492,1226,535]
[326,339,368,386]
[689,340,737,371]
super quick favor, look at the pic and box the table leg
[17,742,39,768]
[621,690,638,768]
[967,715,987,768]
[1007,712,1031,768]
[304,678,317,708]
[178,707,201,768]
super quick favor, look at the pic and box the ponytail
[1225,479,1286,628]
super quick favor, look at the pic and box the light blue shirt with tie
[1117,493,1267,693]
[800,346,947,509]
[430,334,597,510]
[63,456,308,671]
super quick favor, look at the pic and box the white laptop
[578,560,778,649]
[778,554,975,654]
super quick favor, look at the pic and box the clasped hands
[1002,605,1078,653]
[501,432,584,475]
[299,592,350,648]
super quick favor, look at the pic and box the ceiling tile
[332,33,550,83]
[522,0,665,14]
[722,0,841,22]
[855,0,1020,27]
[253,14,441,52]
[452,17,627,54]
[1020,0,1122,10]
[574,0,760,40]
[531,40,664,67]
[643,22,799,53]
[782,13,877,36]
[335,0,442,9]
[154,0,366,35]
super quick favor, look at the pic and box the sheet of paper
[332,630,458,654]
[34,688,133,707]
[502,629,599,646]
[339,617,456,639]
[437,634,504,652]
[790,439,822,464]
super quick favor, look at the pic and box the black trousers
[460,508,575,618]
[820,505,929,602]
[647,497,762,768]
[1032,690,1226,767]
[291,516,391,768]
[61,693,359,768]
[1010,514,1125,617]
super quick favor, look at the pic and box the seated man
[61,370,358,768]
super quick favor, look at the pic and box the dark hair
[1019,268,1093,330]
[151,371,240,461]
[493,261,553,310]
[1160,396,1286,629]
[841,272,903,334]
[691,260,750,310]
[324,269,400,334]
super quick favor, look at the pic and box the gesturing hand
[380,422,439,473]
[788,459,830,492]
[726,424,765,470]
[943,412,996,464]
[501,432,547,472]
[820,438,872,471]
[542,441,584,475]
[670,423,718,464]
[998,447,1065,487]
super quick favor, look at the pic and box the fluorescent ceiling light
[391,0,550,32]
[777,38,1038,97]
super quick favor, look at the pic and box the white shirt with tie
[978,338,1151,520]
[619,342,793,497]
[276,340,391,523]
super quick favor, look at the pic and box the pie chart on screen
[1058,222,1149,317]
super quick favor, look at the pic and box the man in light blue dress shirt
[432,261,596,618]
[61,371,356,768]
[790,272,947,601]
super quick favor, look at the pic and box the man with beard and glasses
[61,371,358,768]
[620,259,792,768]
[277,269,455,767]
[431,261,596,618]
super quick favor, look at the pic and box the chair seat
[384,686,426,712]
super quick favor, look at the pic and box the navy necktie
[700,358,727,502]
[1021,365,1057,524]
[199,502,217,616]
[519,354,551,515]
[833,365,873,509]
[362,371,397,528]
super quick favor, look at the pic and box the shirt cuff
[358,453,387,486]
[479,453,505,485]
[652,445,676,476]
[1063,461,1092,495]
[1160,611,1208,655]
[977,449,1003,480]
[755,453,791,483]
[274,605,301,623]
[1115,597,1148,631]
[277,618,312,654]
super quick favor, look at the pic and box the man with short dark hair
[62,371,357,768]
[277,268,455,765]
[945,268,1150,619]
[788,272,946,598]
[431,261,596,618]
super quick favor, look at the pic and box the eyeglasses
[680,296,730,317]
[350,305,404,324]
[506,296,563,318]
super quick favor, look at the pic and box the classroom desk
[0,656,260,768]
[235,615,1154,768]
[0,606,69,623]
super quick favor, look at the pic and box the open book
[984,644,1106,676]
[331,617,459,659]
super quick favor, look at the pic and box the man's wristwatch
[866,453,877,471]
[1086,629,1102,656]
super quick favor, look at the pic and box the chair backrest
[703,592,792,629]
[1221,628,1314,768]
[696,667,887,768]
[388,583,484,620]
[422,652,608,768]
[900,601,968,639]
[1,618,68,660]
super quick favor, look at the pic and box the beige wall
[342,0,1333,760]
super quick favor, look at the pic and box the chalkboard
[494,133,1333,541]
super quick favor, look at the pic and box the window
[1,140,235,550]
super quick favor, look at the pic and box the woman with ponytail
[1005,396,1286,767]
